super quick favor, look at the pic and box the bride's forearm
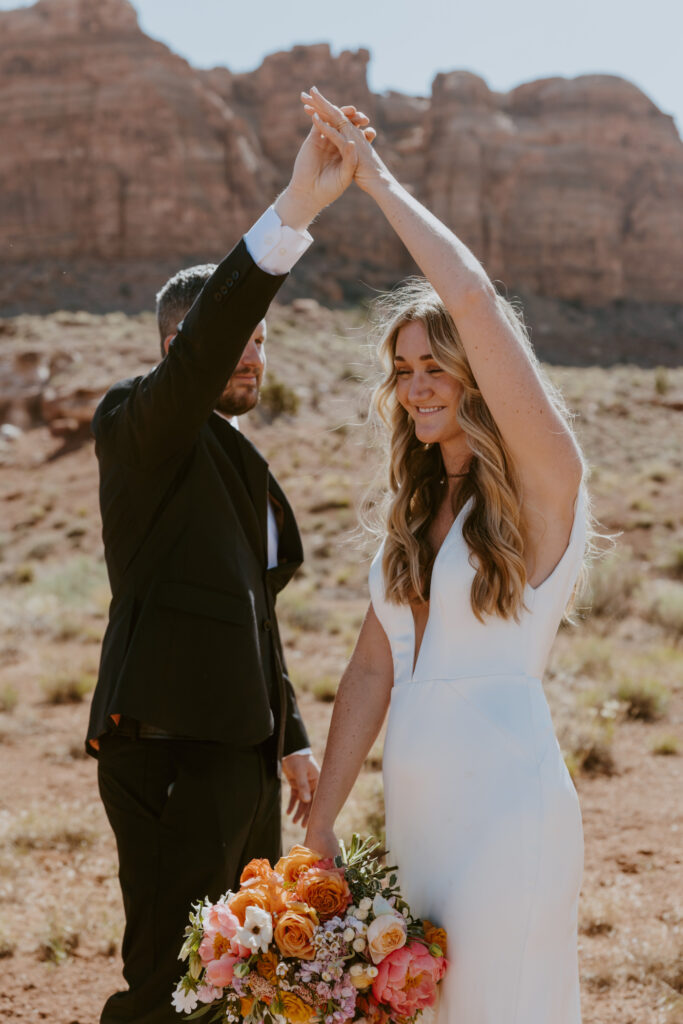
[307,663,391,834]
[364,171,494,310]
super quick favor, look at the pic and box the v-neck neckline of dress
[409,500,471,681]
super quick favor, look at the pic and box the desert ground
[0,302,681,1023]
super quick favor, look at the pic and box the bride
[302,88,588,1023]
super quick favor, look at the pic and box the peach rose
[228,884,272,925]
[240,858,275,885]
[366,912,408,964]
[295,866,352,922]
[240,996,255,1017]
[275,845,322,886]
[280,991,317,1024]
[423,920,448,956]
[273,903,319,959]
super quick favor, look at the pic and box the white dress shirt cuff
[285,747,313,758]
[244,206,313,276]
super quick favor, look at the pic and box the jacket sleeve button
[262,618,272,632]
[232,270,240,281]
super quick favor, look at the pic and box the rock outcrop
[0,0,682,361]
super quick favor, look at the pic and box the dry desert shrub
[561,698,618,778]
[277,581,328,633]
[644,581,683,641]
[564,634,615,680]
[40,669,96,705]
[587,547,642,621]
[312,676,338,703]
[579,892,616,937]
[0,685,18,713]
[11,562,34,584]
[24,534,56,561]
[651,734,680,756]
[616,676,670,721]
[0,916,15,959]
[38,918,80,964]
[666,546,683,579]
[654,367,670,396]
[25,554,109,614]
[3,804,98,854]
[259,376,300,420]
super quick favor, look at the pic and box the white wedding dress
[369,489,586,1024]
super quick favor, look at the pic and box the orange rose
[273,903,319,959]
[275,845,322,886]
[280,992,316,1024]
[228,884,271,925]
[240,997,255,1017]
[423,920,448,956]
[257,949,279,984]
[240,858,274,885]
[295,867,352,922]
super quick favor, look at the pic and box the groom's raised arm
[93,107,374,469]
[92,208,312,469]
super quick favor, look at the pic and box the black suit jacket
[86,239,309,758]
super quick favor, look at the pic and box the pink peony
[199,903,250,964]
[205,953,240,988]
[372,939,447,1016]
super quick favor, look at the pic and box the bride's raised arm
[302,88,583,531]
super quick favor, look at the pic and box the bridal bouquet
[173,835,448,1023]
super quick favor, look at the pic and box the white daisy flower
[172,981,199,1014]
[236,905,273,954]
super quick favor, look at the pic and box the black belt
[114,716,202,741]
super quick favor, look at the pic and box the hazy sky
[3,0,682,132]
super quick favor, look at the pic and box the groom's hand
[274,105,376,232]
[282,751,320,827]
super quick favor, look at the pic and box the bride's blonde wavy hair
[366,278,585,622]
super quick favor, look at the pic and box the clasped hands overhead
[274,85,389,232]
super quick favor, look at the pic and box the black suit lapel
[206,414,267,561]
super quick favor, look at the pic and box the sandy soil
[0,309,682,1023]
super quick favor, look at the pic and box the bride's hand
[279,105,376,228]
[301,86,386,195]
[305,824,341,860]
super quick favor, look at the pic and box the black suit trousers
[97,732,281,1024]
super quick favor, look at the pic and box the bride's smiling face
[394,320,463,445]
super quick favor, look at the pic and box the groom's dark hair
[155,263,217,356]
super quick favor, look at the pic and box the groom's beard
[214,369,263,416]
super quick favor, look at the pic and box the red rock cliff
[1,0,682,360]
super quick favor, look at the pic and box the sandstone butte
[0,0,682,364]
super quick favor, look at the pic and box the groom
[87,107,371,1023]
